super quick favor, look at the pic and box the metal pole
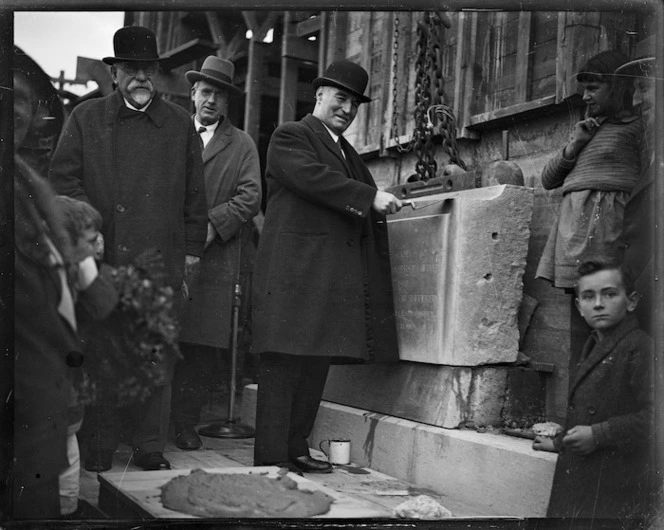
[199,239,254,439]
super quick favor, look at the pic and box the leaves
[77,260,181,407]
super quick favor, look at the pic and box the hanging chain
[390,16,412,154]
[408,11,467,179]
[413,13,436,181]
[427,105,467,170]
[430,11,466,170]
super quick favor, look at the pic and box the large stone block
[388,184,534,365]
[322,363,507,429]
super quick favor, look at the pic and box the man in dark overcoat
[173,56,262,450]
[49,26,208,471]
[252,59,403,474]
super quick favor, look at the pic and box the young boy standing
[53,195,117,516]
[533,258,655,521]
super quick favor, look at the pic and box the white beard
[131,90,152,108]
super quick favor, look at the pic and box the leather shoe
[253,460,304,476]
[134,451,171,471]
[291,455,332,474]
[176,427,202,450]
[275,462,304,476]
[84,450,114,473]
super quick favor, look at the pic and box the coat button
[588,406,597,415]
[568,403,575,411]
[66,351,84,367]
[116,204,126,213]
[346,239,354,247]
[118,244,128,252]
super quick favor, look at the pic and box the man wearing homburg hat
[251,59,402,474]
[172,56,262,450]
[49,26,208,471]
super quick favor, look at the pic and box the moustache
[129,82,153,91]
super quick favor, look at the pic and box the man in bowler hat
[251,59,402,474]
[172,56,262,450]
[49,26,208,471]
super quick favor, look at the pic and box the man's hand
[205,222,216,249]
[563,117,600,159]
[532,435,556,452]
[562,425,597,456]
[77,255,99,290]
[182,255,201,300]
[372,190,403,215]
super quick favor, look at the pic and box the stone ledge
[241,384,556,517]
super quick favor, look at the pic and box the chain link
[391,11,465,179]
[389,16,412,154]
[413,13,437,181]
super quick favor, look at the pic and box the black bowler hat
[103,26,161,65]
[185,56,242,95]
[313,59,372,103]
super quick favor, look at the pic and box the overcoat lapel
[202,119,232,164]
[195,117,233,200]
[303,114,353,177]
[341,136,369,183]
[568,316,639,396]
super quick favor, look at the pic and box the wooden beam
[205,11,228,51]
[160,38,219,72]
[279,12,299,124]
[204,11,248,62]
[75,57,114,95]
[324,11,348,67]
[243,39,264,144]
[12,0,656,12]
[283,34,319,62]
[318,11,328,73]
[242,10,279,42]
[296,15,322,37]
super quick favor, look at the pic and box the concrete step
[241,384,556,517]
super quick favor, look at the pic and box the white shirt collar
[322,122,341,144]
[123,97,153,112]
[194,117,220,133]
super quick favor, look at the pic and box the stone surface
[388,184,534,366]
[479,160,525,187]
[520,187,573,423]
[241,386,556,518]
[321,363,508,429]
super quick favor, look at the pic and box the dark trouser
[253,352,330,465]
[171,342,226,430]
[81,371,173,456]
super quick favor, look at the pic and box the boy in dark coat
[533,258,655,521]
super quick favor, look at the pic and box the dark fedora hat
[185,56,242,95]
[312,59,372,103]
[103,26,161,65]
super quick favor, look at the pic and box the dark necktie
[336,139,346,160]
[198,126,206,150]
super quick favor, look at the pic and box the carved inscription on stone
[389,214,452,363]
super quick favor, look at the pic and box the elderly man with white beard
[49,26,208,472]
